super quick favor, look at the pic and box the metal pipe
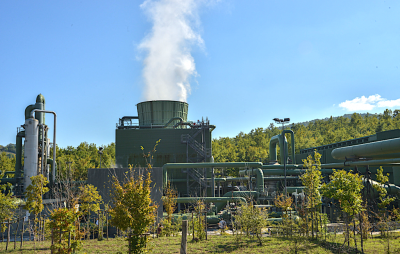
[15,131,24,181]
[30,109,56,181]
[162,162,263,188]
[40,124,45,176]
[332,137,400,160]
[175,196,247,213]
[238,168,264,193]
[283,130,296,164]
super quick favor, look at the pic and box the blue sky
[1,0,399,148]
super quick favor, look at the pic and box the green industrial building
[115,100,215,197]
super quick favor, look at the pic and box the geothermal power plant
[2,94,400,224]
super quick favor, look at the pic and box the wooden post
[14,218,20,249]
[106,215,109,240]
[98,210,100,240]
[205,211,208,240]
[51,228,54,254]
[192,212,194,241]
[180,220,188,254]
[42,219,45,241]
[68,232,71,248]
[21,218,24,249]
[6,219,10,250]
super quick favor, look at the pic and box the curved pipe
[30,109,56,179]
[239,168,264,193]
[269,135,286,163]
[283,130,296,164]
[164,117,184,128]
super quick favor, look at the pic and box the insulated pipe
[332,137,400,160]
[47,158,57,185]
[30,109,56,181]
[283,130,296,164]
[15,131,24,181]
[162,162,263,188]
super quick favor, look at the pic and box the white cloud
[377,98,400,108]
[339,94,400,111]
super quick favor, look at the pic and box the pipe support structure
[162,162,263,188]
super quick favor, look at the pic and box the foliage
[321,169,364,248]
[0,151,15,173]
[56,142,115,181]
[78,184,103,215]
[0,153,17,232]
[192,199,206,241]
[48,207,82,254]
[109,171,157,254]
[0,191,17,232]
[373,167,396,210]
[162,181,177,223]
[235,202,268,246]
[300,150,323,238]
[24,174,49,216]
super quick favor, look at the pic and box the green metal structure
[115,100,215,197]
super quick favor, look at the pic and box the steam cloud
[139,0,204,102]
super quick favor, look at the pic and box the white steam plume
[139,0,204,102]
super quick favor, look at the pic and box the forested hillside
[212,109,400,165]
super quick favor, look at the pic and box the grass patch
[1,233,400,253]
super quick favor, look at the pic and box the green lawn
[1,233,400,253]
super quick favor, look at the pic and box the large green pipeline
[162,162,263,188]
[332,137,400,160]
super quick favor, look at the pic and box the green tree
[300,150,323,239]
[48,207,82,254]
[0,169,17,233]
[321,169,363,250]
[78,184,103,215]
[109,171,157,254]
[24,174,49,245]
